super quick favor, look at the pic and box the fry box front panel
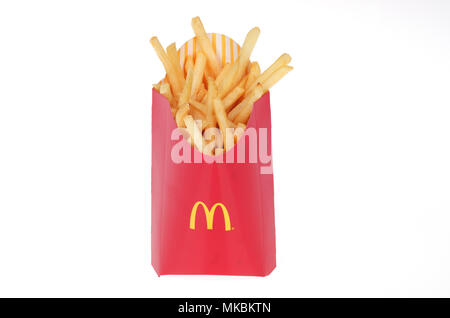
[151,89,275,276]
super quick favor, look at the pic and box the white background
[0,0,449,297]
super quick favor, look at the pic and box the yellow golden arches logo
[189,201,231,231]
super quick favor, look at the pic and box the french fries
[150,37,183,96]
[178,61,194,107]
[228,84,264,123]
[213,98,233,151]
[191,52,206,97]
[215,63,231,86]
[205,77,217,129]
[176,103,190,128]
[166,43,185,90]
[260,65,293,92]
[245,53,291,96]
[150,17,292,155]
[218,27,260,98]
[184,115,204,151]
[191,17,221,77]
[245,62,261,91]
[223,86,245,111]
[160,83,174,105]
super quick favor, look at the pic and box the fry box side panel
[151,91,173,275]
[151,89,275,276]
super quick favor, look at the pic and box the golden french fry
[229,84,264,123]
[218,27,260,98]
[215,147,224,155]
[184,115,204,151]
[190,106,206,128]
[206,77,218,128]
[236,27,260,76]
[191,51,207,97]
[260,65,293,92]
[245,53,291,96]
[178,62,194,107]
[176,103,190,128]
[184,55,194,76]
[196,83,207,101]
[150,37,183,96]
[215,62,232,86]
[191,17,221,77]
[238,74,249,89]
[189,99,208,116]
[166,42,185,89]
[217,66,237,99]
[160,83,174,105]
[245,62,261,90]
[213,98,234,151]
[203,65,214,85]
[223,86,245,111]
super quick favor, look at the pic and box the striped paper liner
[160,33,241,84]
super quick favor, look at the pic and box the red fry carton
[151,34,276,276]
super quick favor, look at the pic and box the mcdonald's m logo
[189,201,232,231]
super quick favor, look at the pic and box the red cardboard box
[151,34,276,276]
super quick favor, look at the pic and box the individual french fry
[213,98,234,151]
[205,77,218,128]
[245,62,261,90]
[228,84,264,123]
[190,106,206,127]
[196,83,207,101]
[215,147,224,155]
[260,65,293,92]
[184,55,194,77]
[184,115,204,151]
[176,103,190,128]
[214,62,232,86]
[160,83,174,105]
[191,17,221,77]
[178,62,194,107]
[238,74,249,89]
[223,86,245,111]
[217,65,237,99]
[150,37,183,96]
[235,27,260,80]
[203,65,214,85]
[166,42,185,89]
[189,99,208,116]
[191,52,207,97]
[245,53,291,96]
